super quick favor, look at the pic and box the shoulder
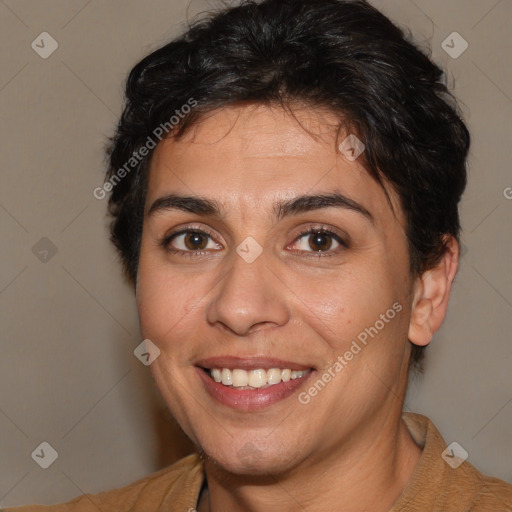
[397,412,512,511]
[2,453,204,512]
[461,465,512,510]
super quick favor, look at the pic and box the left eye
[292,230,343,252]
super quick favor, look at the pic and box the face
[136,104,416,475]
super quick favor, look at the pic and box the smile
[209,367,310,389]
[195,358,315,410]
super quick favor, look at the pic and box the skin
[136,104,459,512]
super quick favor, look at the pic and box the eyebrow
[147,192,374,223]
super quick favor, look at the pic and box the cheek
[290,263,395,339]
[137,272,201,341]
[136,240,201,342]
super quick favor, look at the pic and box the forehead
[146,104,404,228]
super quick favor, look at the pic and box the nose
[206,248,290,336]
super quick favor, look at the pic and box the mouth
[195,357,315,410]
[204,367,311,390]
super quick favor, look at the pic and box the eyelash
[159,225,348,259]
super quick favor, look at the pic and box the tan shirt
[4,413,512,511]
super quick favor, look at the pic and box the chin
[201,439,303,478]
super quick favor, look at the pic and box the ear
[408,235,460,347]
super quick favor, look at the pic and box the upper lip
[196,356,314,371]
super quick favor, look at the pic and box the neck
[197,409,422,512]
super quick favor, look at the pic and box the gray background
[1,0,511,506]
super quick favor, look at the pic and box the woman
[8,0,512,510]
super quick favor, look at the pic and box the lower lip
[196,367,315,411]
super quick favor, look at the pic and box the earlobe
[408,236,460,347]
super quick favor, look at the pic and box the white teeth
[281,369,291,382]
[221,368,232,386]
[248,369,267,388]
[209,367,309,388]
[266,368,282,385]
[232,369,249,387]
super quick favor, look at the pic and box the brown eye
[164,229,220,254]
[308,232,333,251]
[291,227,347,256]
[183,232,208,250]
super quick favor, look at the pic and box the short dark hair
[105,0,470,371]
